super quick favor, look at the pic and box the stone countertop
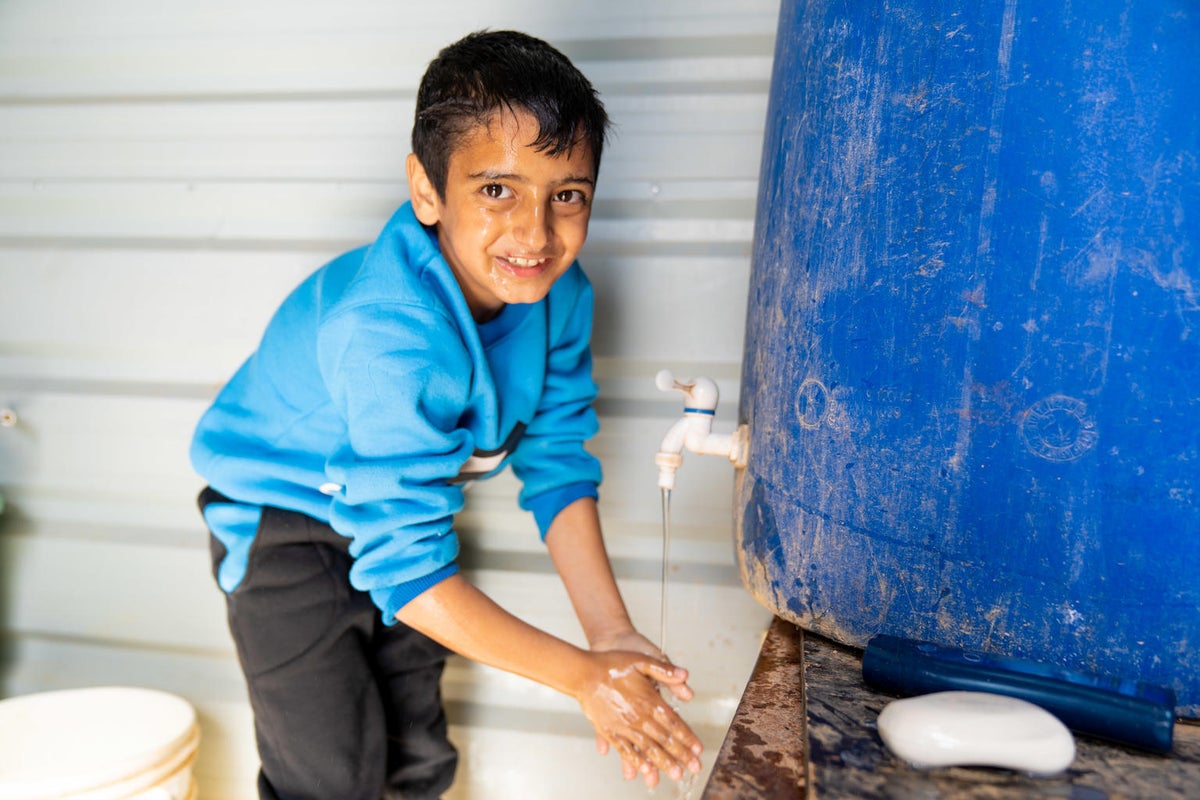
[702,617,1200,799]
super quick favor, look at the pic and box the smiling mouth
[497,255,553,277]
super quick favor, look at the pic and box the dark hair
[412,30,610,198]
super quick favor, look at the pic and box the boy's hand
[589,630,698,783]
[541,501,700,785]
[590,629,694,702]
[575,650,703,788]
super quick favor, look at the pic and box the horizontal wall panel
[0,530,577,655]
[0,50,774,103]
[0,533,233,653]
[0,249,751,385]
[0,1,778,101]
[0,0,779,41]
[0,633,249,705]
[588,256,752,364]
[0,181,756,249]
[0,390,746,535]
[0,94,770,139]
[0,181,398,248]
[0,392,209,509]
[0,532,766,720]
[0,99,768,183]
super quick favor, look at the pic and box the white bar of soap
[877,691,1076,775]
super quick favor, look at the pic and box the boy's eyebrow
[469,170,595,187]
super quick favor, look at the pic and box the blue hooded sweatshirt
[190,202,602,622]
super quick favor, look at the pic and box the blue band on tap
[684,407,716,415]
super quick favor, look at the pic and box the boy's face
[407,109,596,322]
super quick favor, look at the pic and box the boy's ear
[406,154,442,226]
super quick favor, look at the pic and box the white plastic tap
[655,369,749,490]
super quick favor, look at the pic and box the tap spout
[654,370,749,490]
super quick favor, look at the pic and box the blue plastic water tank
[736,0,1199,714]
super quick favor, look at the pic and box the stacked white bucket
[0,687,199,799]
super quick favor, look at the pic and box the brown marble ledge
[702,616,1200,799]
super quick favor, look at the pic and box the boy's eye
[482,184,512,199]
[555,189,587,205]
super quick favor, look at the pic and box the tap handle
[655,369,720,412]
[655,369,681,394]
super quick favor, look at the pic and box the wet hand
[589,630,698,783]
[590,629,694,703]
[575,651,703,788]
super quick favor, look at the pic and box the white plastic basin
[0,687,198,800]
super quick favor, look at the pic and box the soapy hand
[592,629,694,703]
[575,649,702,788]
[589,630,698,784]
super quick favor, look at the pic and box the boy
[191,30,702,799]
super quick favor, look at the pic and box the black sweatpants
[199,488,458,800]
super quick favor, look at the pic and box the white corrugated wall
[0,2,778,797]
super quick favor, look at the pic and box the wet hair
[412,30,610,198]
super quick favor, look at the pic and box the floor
[702,617,1200,799]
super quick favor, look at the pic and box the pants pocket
[225,508,345,676]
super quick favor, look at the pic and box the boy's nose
[512,203,551,251]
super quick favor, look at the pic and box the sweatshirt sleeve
[317,300,473,620]
[510,267,603,537]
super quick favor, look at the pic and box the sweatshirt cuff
[527,481,599,540]
[375,562,459,625]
